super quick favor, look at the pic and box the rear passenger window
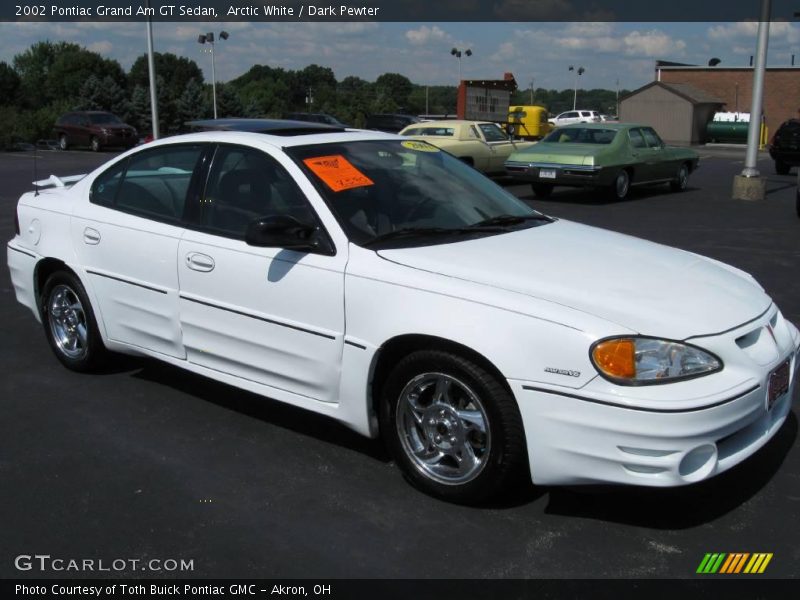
[90,145,203,222]
[629,129,647,149]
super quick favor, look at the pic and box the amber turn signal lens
[592,339,636,379]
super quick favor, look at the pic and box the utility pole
[529,78,534,104]
[732,0,771,200]
[145,0,159,139]
[615,78,620,117]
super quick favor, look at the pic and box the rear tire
[531,183,554,198]
[379,349,527,505]
[607,169,630,200]
[58,135,68,151]
[90,136,100,152]
[41,271,107,372]
[669,163,690,192]
[775,159,790,175]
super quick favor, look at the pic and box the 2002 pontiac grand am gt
[7,120,799,504]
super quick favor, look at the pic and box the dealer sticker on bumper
[767,359,790,410]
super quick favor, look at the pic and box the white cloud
[86,41,113,54]
[405,25,451,46]
[623,30,686,57]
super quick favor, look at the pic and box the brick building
[655,61,800,140]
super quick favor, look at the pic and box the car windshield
[286,139,548,248]
[89,113,122,125]
[543,128,617,144]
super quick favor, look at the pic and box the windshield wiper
[469,213,555,228]
[363,226,505,247]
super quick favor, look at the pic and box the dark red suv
[53,111,138,152]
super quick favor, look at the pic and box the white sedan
[7,120,799,504]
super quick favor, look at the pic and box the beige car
[398,120,536,175]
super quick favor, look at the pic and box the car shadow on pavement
[542,410,797,529]
[129,358,391,464]
[521,185,696,206]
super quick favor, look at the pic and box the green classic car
[505,123,699,200]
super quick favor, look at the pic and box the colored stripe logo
[696,553,773,574]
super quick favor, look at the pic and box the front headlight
[590,337,722,385]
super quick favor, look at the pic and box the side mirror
[244,215,334,255]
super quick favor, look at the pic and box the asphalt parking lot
[1,147,798,580]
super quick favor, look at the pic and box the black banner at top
[4,0,800,22]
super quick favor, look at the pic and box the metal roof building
[619,82,724,145]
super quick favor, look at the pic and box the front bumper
[505,160,614,187]
[510,314,800,487]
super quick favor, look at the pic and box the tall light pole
[732,0,771,200]
[451,47,473,82]
[529,78,535,104]
[198,31,229,119]
[145,0,159,139]
[569,65,585,110]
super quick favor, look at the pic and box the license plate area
[539,168,557,179]
[767,359,790,410]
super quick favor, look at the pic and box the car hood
[377,220,771,339]
[508,142,607,165]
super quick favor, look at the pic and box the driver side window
[201,145,316,240]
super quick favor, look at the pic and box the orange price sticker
[303,155,374,192]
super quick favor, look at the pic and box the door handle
[185,252,215,272]
[83,228,101,245]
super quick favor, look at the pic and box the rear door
[627,128,656,182]
[640,127,673,179]
[72,143,207,357]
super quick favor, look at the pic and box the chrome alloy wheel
[47,284,89,360]
[396,373,491,485]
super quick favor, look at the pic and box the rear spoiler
[33,174,87,190]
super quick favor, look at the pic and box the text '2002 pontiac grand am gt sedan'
[7,119,799,504]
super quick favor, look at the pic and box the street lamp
[198,30,229,119]
[569,65,585,110]
[451,47,473,82]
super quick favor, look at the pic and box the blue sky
[2,21,799,90]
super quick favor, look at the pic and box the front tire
[775,159,790,175]
[58,135,68,151]
[90,136,100,152]
[41,271,107,372]
[379,350,527,504]
[669,163,690,192]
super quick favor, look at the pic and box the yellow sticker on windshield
[303,155,374,192]
[401,140,440,152]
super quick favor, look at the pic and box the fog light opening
[678,444,718,482]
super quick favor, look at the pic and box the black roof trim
[185,118,346,135]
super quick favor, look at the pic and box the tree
[215,83,243,118]
[0,62,20,105]
[13,41,125,109]
[76,75,129,117]
[128,52,203,101]
[173,78,209,129]
[375,73,413,111]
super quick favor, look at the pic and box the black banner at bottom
[4,579,798,600]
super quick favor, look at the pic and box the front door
[177,144,346,403]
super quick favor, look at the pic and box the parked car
[768,118,800,175]
[284,112,350,127]
[365,113,421,133]
[36,139,61,152]
[399,119,536,175]
[505,123,699,200]
[53,111,138,152]
[548,110,602,126]
[8,123,798,504]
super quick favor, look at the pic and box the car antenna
[33,143,39,196]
